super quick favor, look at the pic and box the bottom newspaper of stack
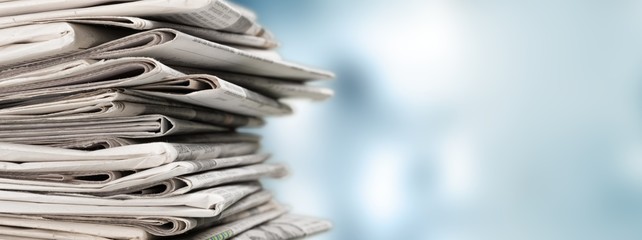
[0,140,331,239]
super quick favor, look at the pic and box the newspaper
[36,16,278,48]
[0,184,275,218]
[0,114,229,143]
[159,132,261,144]
[0,59,300,118]
[0,215,152,240]
[134,74,293,116]
[175,67,335,101]
[9,190,275,237]
[0,163,285,197]
[165,163,287,197]
[210,191,275,222]
[0,198,244,218]
[4,132,260,150]
[0,22,129,67]
[207,71,334,101]
[0,0,140,17]
[0,142,259,172]
[0,57,184,85]
[0,170,134,184]
[2,28,334,80]
[0,0,266,35]
[0,226,138,240]
[0,57,185,107]
[0,58,96,79]
[216,201,282,225]
[0,153,267,185]
[31,215,197,237]
[26,136,138,149]
[0,1,333,238]
[177,206,288,240]
[0,88,265,128]
[232,215,333,240]
[47,136,141,149]
[0,183,260,210]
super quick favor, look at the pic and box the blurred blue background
[237,0,642,239]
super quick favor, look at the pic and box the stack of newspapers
[0,1,333,239]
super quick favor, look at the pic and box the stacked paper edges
[0,1,333,240]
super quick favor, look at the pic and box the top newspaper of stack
[0,0,335,80]
[0,0,263,35]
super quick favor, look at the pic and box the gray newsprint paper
[232,215,333,240]
[7,191,276,237]
[42,132,261,150]
[177,206,288,240]
[0,162,286,198]
[2,28,334,80]
[0,141,259,172]
[0,22,129,67]
[0,183,262,217]
[0,0,266,35]
[175,67,334,101]
[35,16,278,48]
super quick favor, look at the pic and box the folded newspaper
[0,1,332,239]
